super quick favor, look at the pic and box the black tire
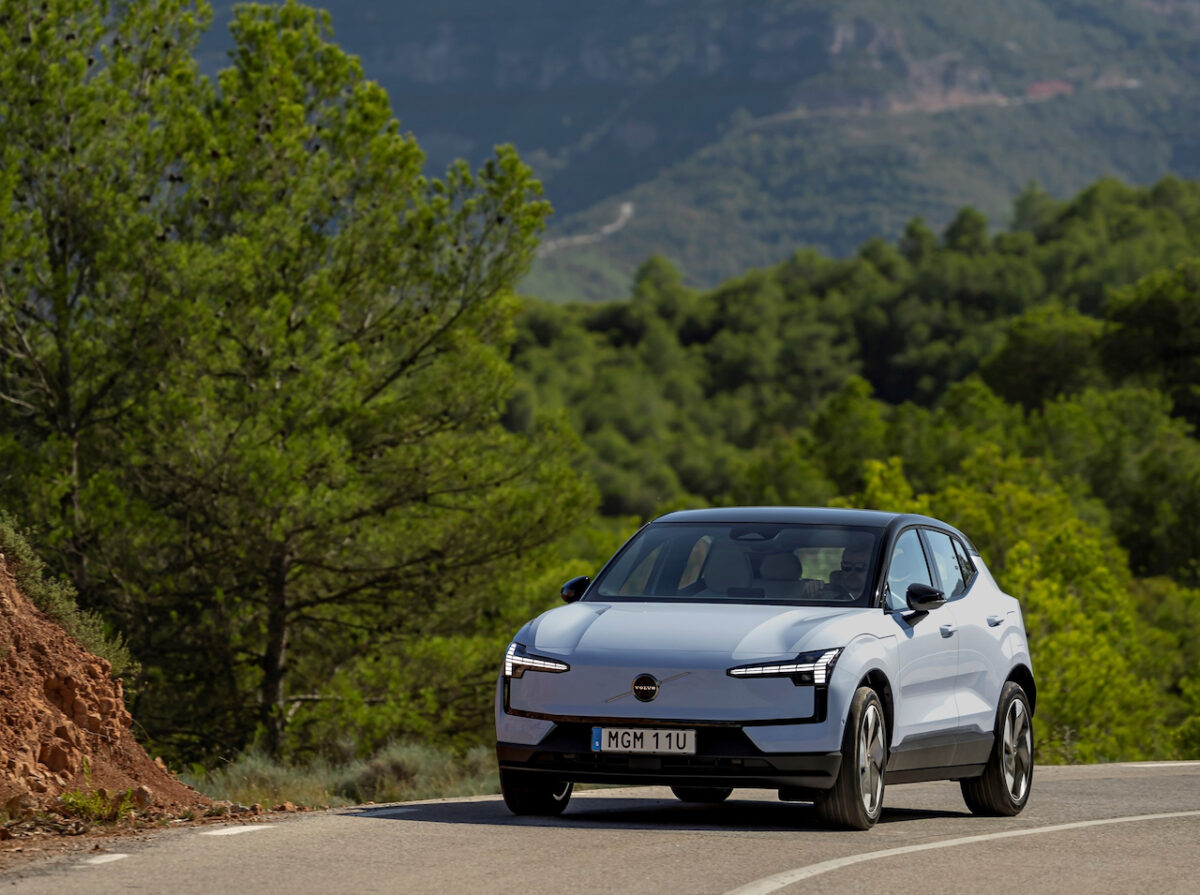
[670,785,733,804]
[960,681,1033,816]
[499,768,573,816]
[814,686,887,830]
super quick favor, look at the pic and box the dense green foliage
[2,0,1198,774]
[513,179,1200,510]
[0,0,591,763]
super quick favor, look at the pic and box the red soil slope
[0,563,207,815]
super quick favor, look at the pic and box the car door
[884,528,960,754]
[927,531,1008,740]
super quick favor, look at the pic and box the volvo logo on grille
[632,674,659,702]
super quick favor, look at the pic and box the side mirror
[906,582,946,612]
[561,575,591,603]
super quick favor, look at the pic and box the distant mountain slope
[528,83,1200,299]
[201,1,1200,299]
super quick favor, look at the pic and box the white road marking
[1120,761,1200,768]
[81,854,128,865]
[201,825,275,836]
[724,810,1200,895]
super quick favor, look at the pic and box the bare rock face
[37,739,76,776]
[0,566,208,815]
[3,793,37,820]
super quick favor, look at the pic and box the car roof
[652,506,978,553]
[656,506,901,526]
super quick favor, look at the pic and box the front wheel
[815,686,887,830]
[499,768,573,816]
[960,681,1033,816]
[670,786,732,803]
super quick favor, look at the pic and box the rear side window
[925,530,967,599]
[886,529,933,611]
[952,537,977,591]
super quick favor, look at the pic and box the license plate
[591,727,696,755]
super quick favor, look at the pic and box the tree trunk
[69,433,89,593]
[261,548,290,758]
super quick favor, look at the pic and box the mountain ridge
[199,1,1200,298]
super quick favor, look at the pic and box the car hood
[524,600,872,661]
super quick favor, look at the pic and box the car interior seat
[702,540,754,596]
[759,552,802,598]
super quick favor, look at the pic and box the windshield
[590,522,884,606]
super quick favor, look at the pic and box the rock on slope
[0,562,206,815]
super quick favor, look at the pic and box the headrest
[704,541,752,592]
[760,552,802,581]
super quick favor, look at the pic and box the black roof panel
[654,506,898,526]
[651,506,978,553]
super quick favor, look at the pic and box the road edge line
[724,810,1200,895]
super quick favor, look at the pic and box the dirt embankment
[0,560,207,819]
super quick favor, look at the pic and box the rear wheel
[960,681,1033,816]
[499,768,573,816]
[670,786,732,804]
[815,686,887,830]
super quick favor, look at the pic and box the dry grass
[183,743,499,808]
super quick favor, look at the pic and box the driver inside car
[829,535,872,600]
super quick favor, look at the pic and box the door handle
[939,624,957,638]
[987,614,1005,627]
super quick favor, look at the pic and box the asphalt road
[5,762,1200,894]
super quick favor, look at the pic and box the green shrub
[183,742,499,808]
[336,743,498,804]
[57,788,135,823]
[182,750,350,808]
[0,510,135,678]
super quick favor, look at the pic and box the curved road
[6,762,1200,894]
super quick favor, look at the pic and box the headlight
[727,648,843,685]
[504,642,570,678]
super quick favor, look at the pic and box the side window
[926,530,966,599]
[952,538,977,592]
[885,529,933,611]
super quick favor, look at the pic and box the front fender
[744,630,895,754]
[494,672,556,746]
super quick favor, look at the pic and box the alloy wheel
[1002,698,1032,802]
[858,702,886,815]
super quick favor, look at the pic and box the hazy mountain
[200,1,1200,299]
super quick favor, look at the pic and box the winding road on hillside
[6,762,1200,894]
[538,202,635,256]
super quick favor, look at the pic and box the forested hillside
[2,1,1198,778]
[509,177,1200,762]
[195,0,1200,299]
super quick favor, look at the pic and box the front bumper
[496,722,842,791]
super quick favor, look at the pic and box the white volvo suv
[496,507,1035,829]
